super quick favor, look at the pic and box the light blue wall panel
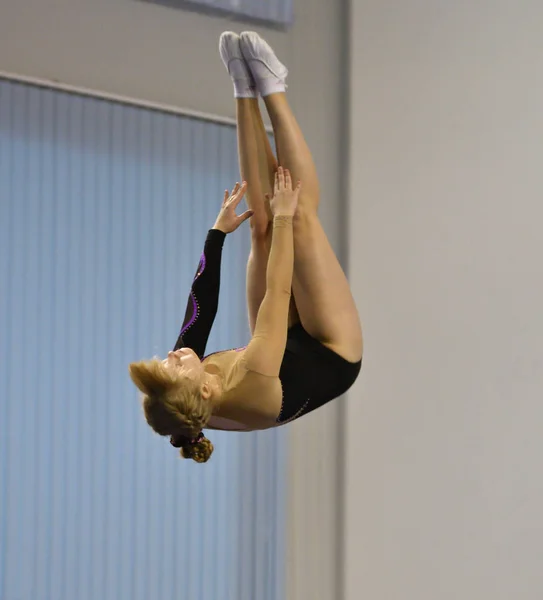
[157,0,293,27]
[0,78,286,600]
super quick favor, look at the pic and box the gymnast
[129,31,363,463]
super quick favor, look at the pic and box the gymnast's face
[163,348,204,381]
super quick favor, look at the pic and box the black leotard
[174,229,361,428]
[276,324,361,424]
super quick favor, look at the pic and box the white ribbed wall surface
[0,78,286,600]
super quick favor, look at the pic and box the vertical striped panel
[159,0,294,27]
[238,0,293,25]
[0,78,286,600]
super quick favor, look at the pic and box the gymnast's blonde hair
[128,358,214,463]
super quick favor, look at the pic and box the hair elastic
[170,431,204,448]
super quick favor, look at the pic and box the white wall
[346,1,543,599]
[0,1,347,599]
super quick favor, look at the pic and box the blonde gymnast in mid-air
[129,32,363,463]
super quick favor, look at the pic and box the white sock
[240,32,288,98]
[219,32,257,99]
[228,58,257,98]
[245,60,286,97]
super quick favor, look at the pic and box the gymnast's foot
[239,31,288,97]
[219,31,257,98]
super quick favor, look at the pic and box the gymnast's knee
[250,216,272,241]
[294,193,320,220]
[293,202,320,232]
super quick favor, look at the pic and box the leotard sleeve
[172,229,226,358]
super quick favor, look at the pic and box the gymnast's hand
[213,181,253,234]
[268,167,301,218]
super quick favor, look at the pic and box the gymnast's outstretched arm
[173,228,226,357]
[243,168,300,376]
[173,182,252,357]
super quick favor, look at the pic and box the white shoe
[219,31,257,98]
[239,31,288,97]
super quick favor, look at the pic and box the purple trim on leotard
[198,252,207,273]
[180,253,206,336]
[180,292,198,335]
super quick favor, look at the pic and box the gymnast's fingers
[277,166,285,189]
[231,181,248,207]
[237,209,254,224]
[284,168,292,190]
